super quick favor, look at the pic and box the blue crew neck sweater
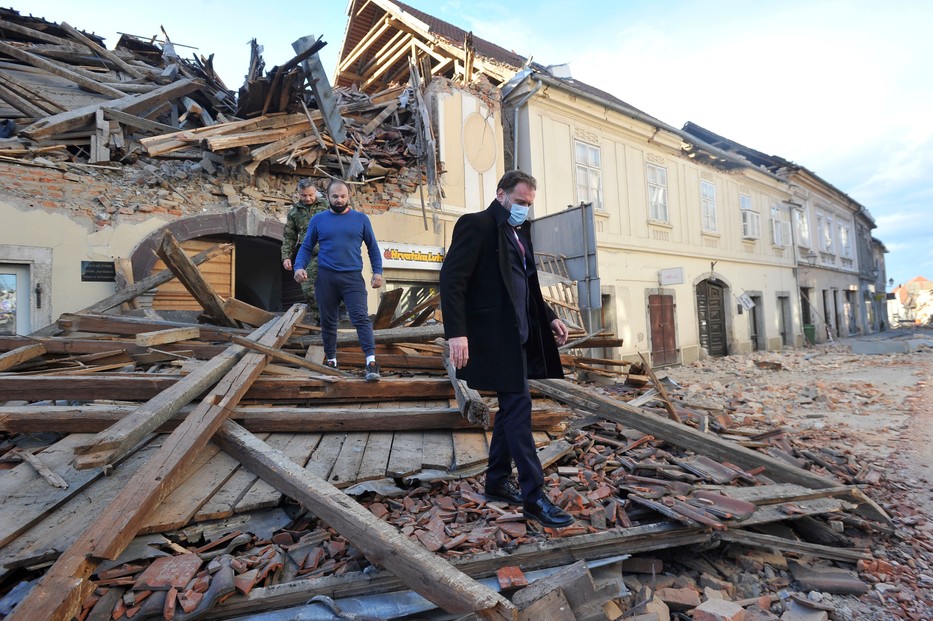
[294,209,383,274]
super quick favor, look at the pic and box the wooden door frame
[692,272,733,357]
[645,287,679,367]
[0,245,53,333]
[130,206,285,280]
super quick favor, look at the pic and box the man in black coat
[440,170,573,528]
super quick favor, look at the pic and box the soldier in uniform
[282,178,329,322]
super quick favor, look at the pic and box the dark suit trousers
[487,377,545,502]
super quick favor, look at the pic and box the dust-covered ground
[657,327,933,619]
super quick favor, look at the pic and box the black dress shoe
[523,496,574,528]
[483,480,523,504]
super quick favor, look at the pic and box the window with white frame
[771,205,789,247]
[794,208,811,248]
[646,163,668,222]
[740,194,760,239]
[700,180,717,232]
[817,211,834,253]
[838,221,852,258]
[574,140,603,210]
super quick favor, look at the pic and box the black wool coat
[439,200,564,392]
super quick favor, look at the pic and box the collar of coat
[488,198,521,227]
[487,198,530,238]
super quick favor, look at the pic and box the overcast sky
[24,0,933,288]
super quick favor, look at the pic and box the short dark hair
[297,178,316,191]
[497,170,537,193]
[327,179,350,194]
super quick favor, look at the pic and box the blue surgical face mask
[504,195,530,226]
[508,204,529,226]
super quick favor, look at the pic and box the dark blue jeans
[487,378,544,503]
[314,267,376,359]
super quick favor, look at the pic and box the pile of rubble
[0,8,432,187]
[1,237,931,620]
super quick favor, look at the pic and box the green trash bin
[803,323,816,345]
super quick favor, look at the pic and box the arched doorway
[131,207,295,312]
[696,279,727,356]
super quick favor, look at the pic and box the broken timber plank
[134,326,200,347]
[6,448,68,489]
[212,420,516,619]
[223,297,276,327]
[0,403,565,434]
[70,321,275,469]
[0,342,46,371]
[0,404,497,434]
[442,339,489,426]
[638,352,680,423]
[102,108,179,135]
[0,41,125,99]
[292,323,444,347]
[0,335,224,360]
[0,18,73,45]
[0,375,454,403]
[4,305,304,621]
[156,230,238,328]
[452,431,489,471]
[79,242,233,314]
[718,529,870,563]
[21,78,200,142]
[371,287,403,329]
[58,21,145,79]
[229,333,344,377]
[58,312,247,340]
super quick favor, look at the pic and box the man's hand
[551,318,569,346]
[294,268,308,283]
[282,258,293,270]
[371,273,384,288]
[448,336,469,369]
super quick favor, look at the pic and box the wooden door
[648,294,678,366]
[748,300,760,351]
[696,280,727,356]
[150,238,235,310]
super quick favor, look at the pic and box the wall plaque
[81,261,116,282]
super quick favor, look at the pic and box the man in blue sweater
[294,179,384,381]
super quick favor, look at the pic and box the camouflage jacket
[282,198,329,261]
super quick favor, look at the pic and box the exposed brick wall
[0,159,420,233]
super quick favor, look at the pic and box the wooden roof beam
[213,421,516,619]
[156,230,239,328]
[363,38,417,90]
[338,15,392,74]
[356,29,408,79]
